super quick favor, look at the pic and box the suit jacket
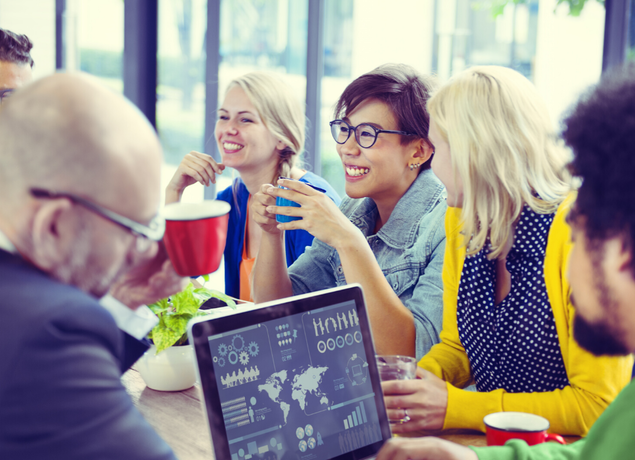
[0,250,176,460]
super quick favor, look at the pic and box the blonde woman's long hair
[427,66,571,259]
[228,72,305,184]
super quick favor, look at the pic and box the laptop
[188,284,392,460]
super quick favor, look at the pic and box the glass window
[0,0,55,80]
[320,0,435,198]
[629,0,635,62]
[218,0,309,194]
[157,0,208,203]
[66,0,124,92]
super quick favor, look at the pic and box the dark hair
[334,63,437,169]
[564,64,635,272]
[0,28,34,67]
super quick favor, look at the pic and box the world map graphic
[258,366,329,424]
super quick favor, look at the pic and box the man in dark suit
[0,73,183,458]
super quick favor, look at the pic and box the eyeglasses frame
[29,188,165,243]
[0,88,15,104]
[329,119,417,149]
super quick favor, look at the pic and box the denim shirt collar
[346,168,445,249]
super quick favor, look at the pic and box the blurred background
[0,0,632,202]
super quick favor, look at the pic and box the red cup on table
[483,412,566,446]
[162,200,231,277]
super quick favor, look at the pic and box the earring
[409,162,421,171]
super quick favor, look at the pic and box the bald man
[0,73,180,459]
[0,28,33,105]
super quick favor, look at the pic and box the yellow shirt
[419,196,633,435]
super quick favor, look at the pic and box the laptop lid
[188,284,392,460]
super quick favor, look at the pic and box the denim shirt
[288,168,447,359]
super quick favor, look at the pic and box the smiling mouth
[345,166,370,177]
[223,142,243,151]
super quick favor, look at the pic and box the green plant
[148,282,236,353]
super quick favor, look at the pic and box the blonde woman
[165,72,340,301]
[382,66,633,436]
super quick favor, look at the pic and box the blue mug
[275,179,326,223]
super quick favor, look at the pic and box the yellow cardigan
[418,197,633,435]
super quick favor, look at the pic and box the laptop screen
[190,285,391,460]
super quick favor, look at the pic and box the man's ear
[31,199,77,271]
[411,138,434,164]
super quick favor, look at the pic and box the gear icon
[248,341,259,357]
[232,334,245,351]
[218,343,228,356]
[239,350,249,365]
[218,357,226,367]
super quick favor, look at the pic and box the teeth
[224,142,243,151]
[346,167,369,177]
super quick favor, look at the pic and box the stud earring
[409,162,421,171]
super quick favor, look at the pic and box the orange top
[239,196,255,302]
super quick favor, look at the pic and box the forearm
[444,383,610,435]
[164,185,182,205]
[337,234,416,357]
[252,232,293,302]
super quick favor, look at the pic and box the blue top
[216,171,341,298]
[287,168,447,360]
[457,204,569,393]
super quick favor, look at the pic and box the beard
[573,313,631,356]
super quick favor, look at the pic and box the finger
[381,379,421,395]
[188,150,223,172]
[275,219,305,232]
[266,205,302,219]
[260,183,277,194]
[277,178,319,195]
[183,155,220,185]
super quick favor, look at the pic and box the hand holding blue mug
[275,177,326,223]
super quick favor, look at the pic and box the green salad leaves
[148,282,236,353]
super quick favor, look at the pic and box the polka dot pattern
[457,205,569,393]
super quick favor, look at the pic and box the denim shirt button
[392,282,399,290]
[337,266,343,274]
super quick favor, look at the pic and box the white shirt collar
[0,229,16,254]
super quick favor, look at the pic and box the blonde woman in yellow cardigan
[382,66,633,437]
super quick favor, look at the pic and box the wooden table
[122,368,580,459]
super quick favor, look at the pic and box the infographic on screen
[208,300,383,459]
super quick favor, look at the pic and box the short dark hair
[564,64,635,272]
[334,63,437,169]
[0,28,34,67]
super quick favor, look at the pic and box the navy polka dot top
[457,204,569,393]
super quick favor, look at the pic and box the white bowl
[136,344,197,392]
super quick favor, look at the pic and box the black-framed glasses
[329,119,416,149]
[30,188,165,252]
[0,88,15,105]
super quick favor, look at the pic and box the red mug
[483,412,566,446]
[162,200,231,277]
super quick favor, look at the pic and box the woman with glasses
[165,72,340,301]
[251,64,447,359]
[381,66,633,437]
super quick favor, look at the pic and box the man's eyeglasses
[0,89,15,105]
[329,119,416,149]
[30,188,165,253]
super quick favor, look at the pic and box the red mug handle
[545,433,566,444]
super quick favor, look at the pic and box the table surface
[122,368,581,459]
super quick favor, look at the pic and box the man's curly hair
[0,28,33,67]
[564,64,635,270]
